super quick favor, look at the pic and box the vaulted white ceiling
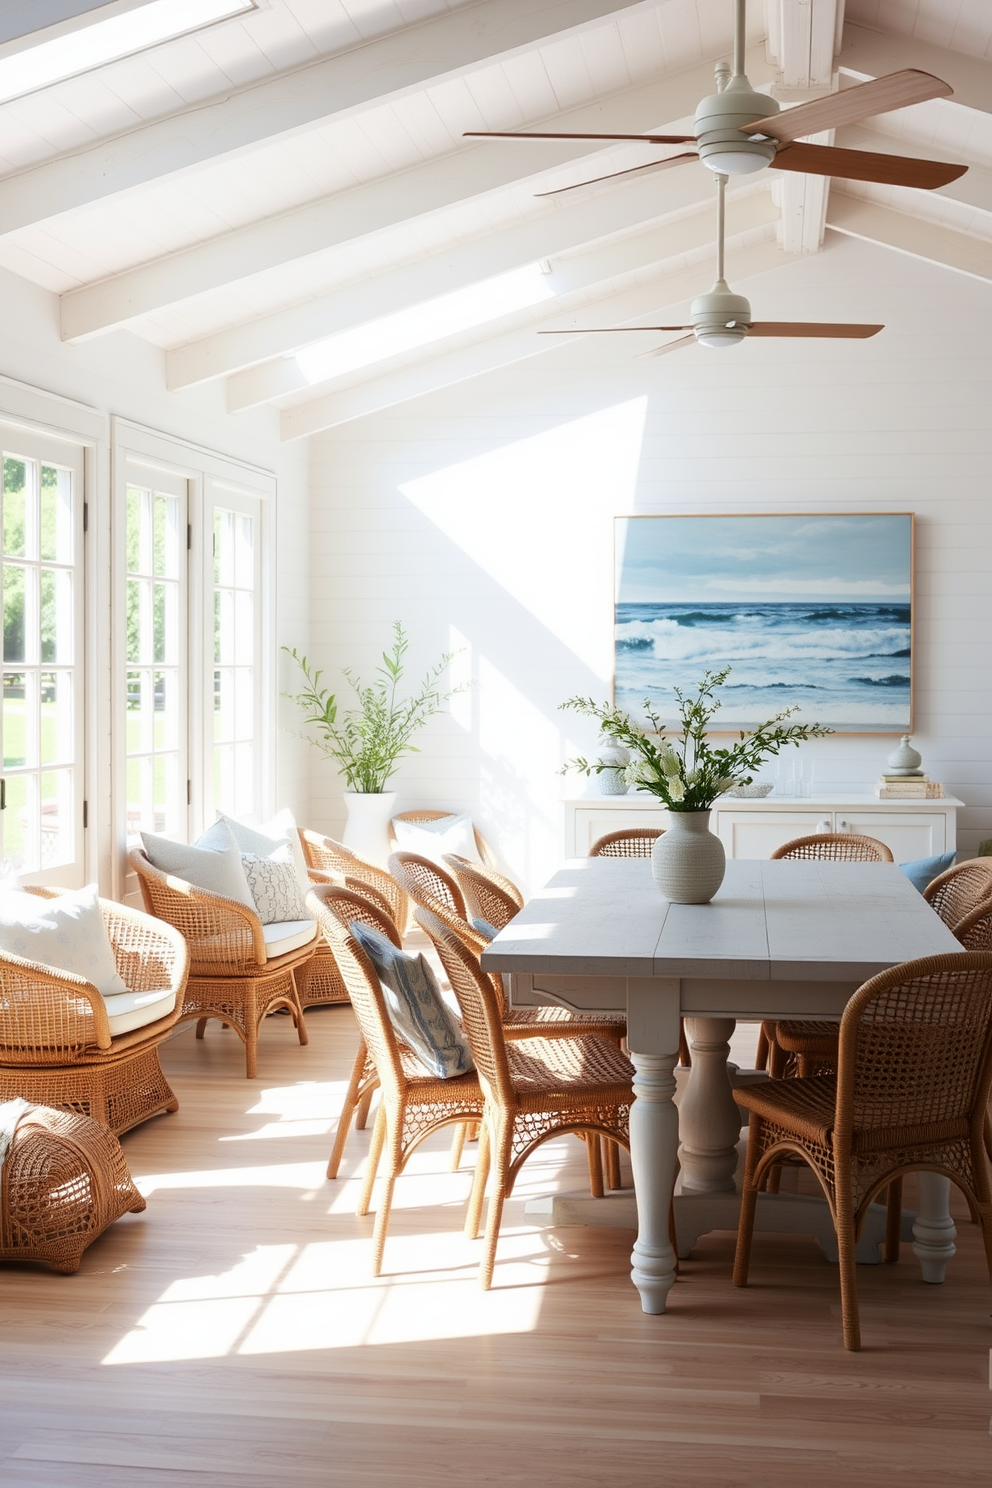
[1,0,990,438]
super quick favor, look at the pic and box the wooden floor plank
[0,1005,989,1487]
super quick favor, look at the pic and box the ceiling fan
[539,170,885,355]
[464,0,967,197]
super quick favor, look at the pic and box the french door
[1,429,86,884]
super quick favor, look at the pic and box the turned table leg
[678,1017,740,1194]
[628,1047,680,1315]
[912,1172,956,1284]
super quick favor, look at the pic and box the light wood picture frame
[614,513,914,735]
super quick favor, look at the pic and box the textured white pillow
[391,813,481,867]
[240,851,308,925]
[141,821,255,910]
[218,808,311,897]
[0,885,126,998]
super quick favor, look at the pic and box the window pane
[2,772,33,870]
[3,672,26,767]
[40,464,73,563]
[40,670,72,766]
[40,567,73,664]
[3,456,27,558]
[40,768,72,869]
[3,563,26,662]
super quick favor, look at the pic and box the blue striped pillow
[349,922,474,1078]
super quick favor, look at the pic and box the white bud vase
[651,809,726,904]
[597,735,630,796]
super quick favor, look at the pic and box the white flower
[667,778,686,803]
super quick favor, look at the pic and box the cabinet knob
[816,819,831,834]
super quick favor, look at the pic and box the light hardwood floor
[0,1006,989,1487]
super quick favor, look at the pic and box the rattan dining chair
[419,907,634,1288]
[759,832,895,1075]
[442,854,524,928]
[306,884,485,1276]
[924,858,992,932]
[0,897,188,1136]
[130,848,311,1078]
[732,951,992,1350]
[298,829,409,932]
[589,828,663,858]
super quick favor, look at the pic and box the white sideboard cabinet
[564,793,963,863]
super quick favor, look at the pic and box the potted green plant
[284,622,461,863]
[562,667,831,903]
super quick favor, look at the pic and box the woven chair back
[953,902,992,951]
[771,833,893,863]
[305,885,407,1101]
[443,855,522,930]
[390,809,495,866]
[388,852,467,918]
[925,859,992,932]
[297,830,407,928]
[415,907,514,1107]
[835,952,992,1143]
[589,828,663,859]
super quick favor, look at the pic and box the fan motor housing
[691,281,752,348]
[694,79,779,175]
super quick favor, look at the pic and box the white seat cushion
[102,985,178,1037]
[261,918,318,959]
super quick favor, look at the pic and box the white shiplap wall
[308,234,992,893]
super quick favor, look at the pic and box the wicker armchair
[0,899,188,1135]
[421,908,634,1289]
[299,830,408,931]
[589,828,663,858]
[129,849,311,1079]
[391,851,627,1053]
[0,1105,146,1272]
[443,854,524,929]
[732,952,992,1351]
[770,833,893,863]
[924,859,992,932]
[760,833,894,1075]
[307,885,485,1276]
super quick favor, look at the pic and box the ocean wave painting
[615,515,913,734]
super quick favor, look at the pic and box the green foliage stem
[561,666,832,811]
[283,621,462,793]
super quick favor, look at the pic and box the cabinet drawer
[837,812,946,859]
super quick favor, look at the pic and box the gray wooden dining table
[480,855,963,1314]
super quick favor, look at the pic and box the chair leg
[326,1041,369,1179]
[465,1121,490,1239]
[733,1118,763,1287]
[449,1123,468,1172]
[370,1112,403,1277]
[480,1123,513,1290]
[603,1138,622,1190]
[356,1086,375,1130]
[678,1019,692,1068]
[358,1103,386,1218]
[884,1177,903,1263]
[586,1128,604,1198]
[289,969,309,1047]
[195,1017,208,1040]
[754,1024,770,1071]
[835,1172,861,1351]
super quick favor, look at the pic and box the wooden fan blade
[747,322,884,338]
[643,335,696,359]
[538,326,690,335]
[535,153,697,197]
[463,130,696,144]
[741,69,953,143]
[770,141,965,189]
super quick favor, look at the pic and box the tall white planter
[342,791,397,867]
[651,809,726,904]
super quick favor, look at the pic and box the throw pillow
[349,920,474,1078]
[240,850,308,925]
[470,916,500,941]
[0,885,126,998]
[141,820,255,910]
[391,812,481,867]
[899,852,956,893]
[217,808,311,898]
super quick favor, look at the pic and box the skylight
[294,264,557,385]
[0,0,253,102]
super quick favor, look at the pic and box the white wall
[0,266,311,878]
[310,233,991,891]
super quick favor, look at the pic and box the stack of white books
[874,772,943,799]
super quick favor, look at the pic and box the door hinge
[82,800,88,829]
[82,502,89,533]
[187,779,192,805]
[187,523,192,550]
[0,779,5,811]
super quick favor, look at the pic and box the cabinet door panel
[837,812,945,859]
[572,807,667,856]
[715,811,830,860]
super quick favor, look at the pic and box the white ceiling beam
[0,0,658,235]
[826,191,992,285]
[228,186,776,411]
[278,231,790,440]
[62,46,778,344]
[765,0,843,92]
[172,165,732,392]
[839,22,992,118]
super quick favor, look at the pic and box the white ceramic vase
[597,735,630,796]
[342,790,397,866]
[651,809,726,904]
